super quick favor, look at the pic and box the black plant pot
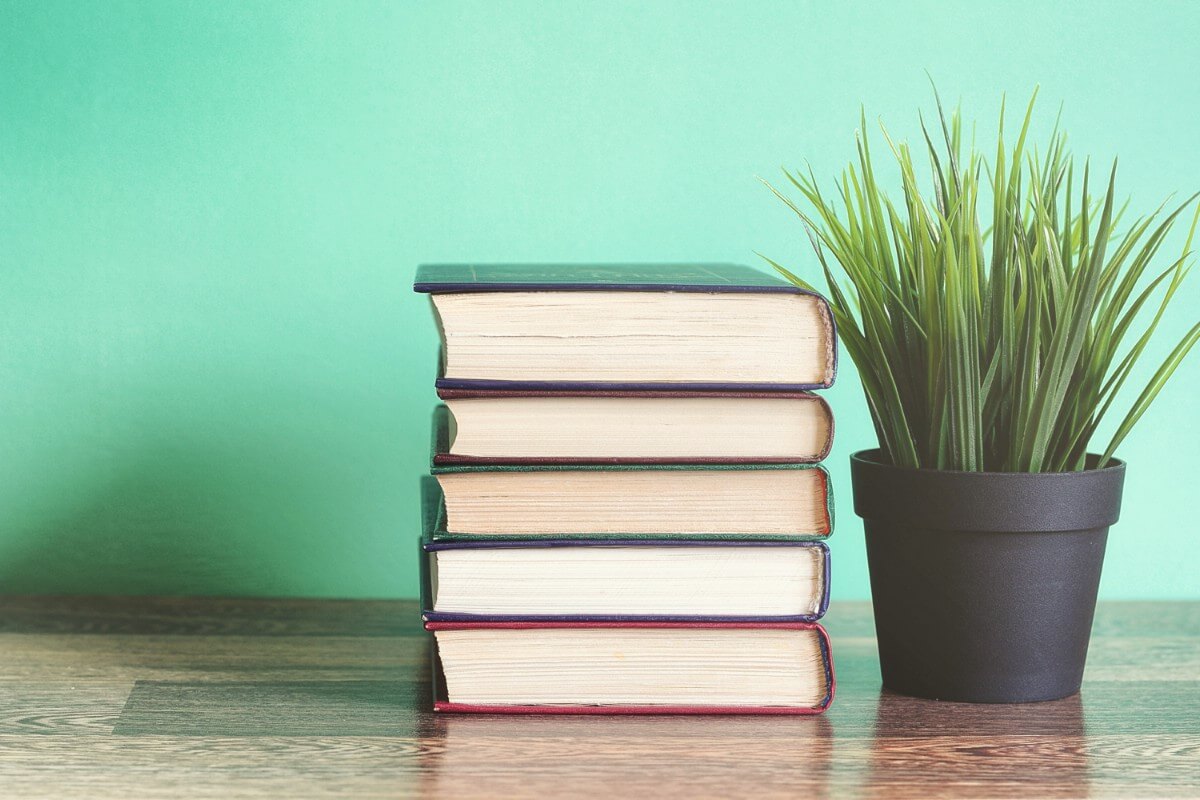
[850,449,1126,703]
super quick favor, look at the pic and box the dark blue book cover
[422,538,831,624]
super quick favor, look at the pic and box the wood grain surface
[0,597,1196,799]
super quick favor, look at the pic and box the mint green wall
[2,1,1197,599]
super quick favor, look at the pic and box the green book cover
[417,476,439,612]
[414,263,838,392]
[413,262,806,292]
[425,408,833,541]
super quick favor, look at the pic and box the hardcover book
[435,388,834,465]
[418,484,831,622]
[422,539,830,623]
[419,472,831,543]
[428,620,836,715]
[427,417,834,539]
[414,263,837,391]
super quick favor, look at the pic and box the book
[414,263,837,391]
[431,463,832,539]
[422,539,831,623]
[420,474,830,544]
[428,620,835,715]
[435,389,834,465]
[429,410,833,539]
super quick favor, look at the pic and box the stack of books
[414,263,838,714]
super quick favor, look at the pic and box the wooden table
[0,597,1196,798]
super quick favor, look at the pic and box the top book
[415,263,837,391]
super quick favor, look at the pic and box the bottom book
[427,620,835,715]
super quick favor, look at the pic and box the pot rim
[850,448,1125,478]
[850,448,1126,531]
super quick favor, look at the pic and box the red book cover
[426,620,836,715]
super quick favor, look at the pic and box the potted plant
[764,90,1200,703]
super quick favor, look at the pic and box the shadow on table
[861,690,1088,799]
[115,679,425,736]
[109,631,432,736]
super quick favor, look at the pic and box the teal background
[2,1,1197,599]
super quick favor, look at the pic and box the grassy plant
[763,89,1200,472]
